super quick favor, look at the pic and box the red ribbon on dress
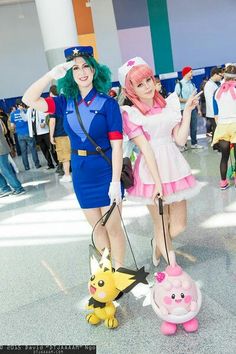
[216,80,236,100]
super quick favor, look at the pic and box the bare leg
[63,160,70,176]
[82,208,110,253]
[168,201,196,262]
[101,204,126,269]
[168,200,187,239]
[153,224,162,259]
[147,204,173,264]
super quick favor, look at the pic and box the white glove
[108,181,122,205]
[48,60,75,80]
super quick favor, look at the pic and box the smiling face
[132,76,156,101]
[72,57,94,91]
[154,269,198,316]
[88,270,120,303]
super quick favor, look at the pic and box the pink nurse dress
[122,93,201,204]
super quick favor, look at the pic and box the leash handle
[157,194,163,215]
[156,195,170,265]
[101,202,116,226]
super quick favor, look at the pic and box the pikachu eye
[90,275,95,281]
[98,280,105,287]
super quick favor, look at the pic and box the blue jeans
[190,109,198,145]
[18,135,40,169]
[0,154,23,193]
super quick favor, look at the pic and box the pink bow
[155,272,165,283]
[216,80,236,100]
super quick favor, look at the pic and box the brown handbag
[74,100,134,189]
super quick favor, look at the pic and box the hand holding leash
[152,181,163,202]
[108,181,122,205]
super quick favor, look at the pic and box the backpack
[176,80,183,98]
[176,79,196,98]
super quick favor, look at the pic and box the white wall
[0,2,48,99]
[167,0,236,71]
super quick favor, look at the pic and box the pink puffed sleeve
[122,111,144,139]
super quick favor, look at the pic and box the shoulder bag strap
[74,99,111,165]
[178,81,183,98]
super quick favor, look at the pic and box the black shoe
[47,165,55,170]
[25,167,30,171]
[56,163,63,173]
[12,189,26,196]
[36,165,42,169]
[57,170,65,176]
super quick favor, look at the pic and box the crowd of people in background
[0,60,235,199]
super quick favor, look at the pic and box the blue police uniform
[46,88,124,208]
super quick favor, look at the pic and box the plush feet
[104,317,118,329]
[86,313,101,325]
[183,318,198,332]
[161,321,177,335]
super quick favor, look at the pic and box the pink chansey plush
[151,251,202,335]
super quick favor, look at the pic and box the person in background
[23,46,126,269]
[118,57,202,265]
[212,64,236,190]
[0,108,15,154]
[175,66,203,149]
[9,106,21,156]
[10,100,41,170]
[108,87,119,99]
[204,67,223,150]
[48,85,72,182]
[155,77,168,98]
[0,119,25,197]
[27,107,58,169]
[199,77,207,120]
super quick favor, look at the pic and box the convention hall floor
[0,138,235,354]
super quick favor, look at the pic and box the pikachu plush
[86,248,149,329]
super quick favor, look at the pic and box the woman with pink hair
[118,57,202,265]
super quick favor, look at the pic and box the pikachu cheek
[98,292,106,299]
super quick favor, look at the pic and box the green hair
[57,56,112,99]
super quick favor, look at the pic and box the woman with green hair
[23,46,125,269]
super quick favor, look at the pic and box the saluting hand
[48,60,75,80]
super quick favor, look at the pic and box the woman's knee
[93,223,107,237]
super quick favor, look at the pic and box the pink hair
[123,64,166,114]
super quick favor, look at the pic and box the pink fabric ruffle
[127,155,196,199]
[128,174,196,199]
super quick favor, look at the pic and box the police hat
[64,46,93,62]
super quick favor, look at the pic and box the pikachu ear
[113,266,149,293]
[99,248,113,272]
[89,244,100,274]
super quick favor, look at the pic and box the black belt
[71,147,110,156]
